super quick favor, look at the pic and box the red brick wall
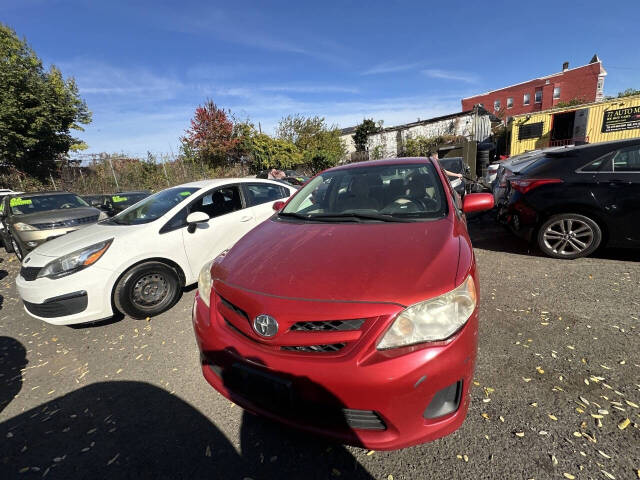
[461,63,603,117]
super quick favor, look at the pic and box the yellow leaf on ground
[563,474,575,480]
[618,418,630,430]
[548,414,558,421]
[536,366,545,374]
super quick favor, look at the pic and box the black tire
[113,262,182,319]
[2,233,14,253]
[537,213,602,259]
[10,236,23,260]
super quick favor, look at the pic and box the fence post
[49,172,57,190]
[106,155,120,191]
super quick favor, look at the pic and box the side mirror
[186,211,210,233]
[462,193,494,213]
[272,201,285,212]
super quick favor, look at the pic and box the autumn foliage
[181,100,238,166]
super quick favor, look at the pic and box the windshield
[107,187,199,225]
[110,193,149,207]
[10,194,89,215]
[280,162,447,222]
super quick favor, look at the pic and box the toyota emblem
[253,314,278,337]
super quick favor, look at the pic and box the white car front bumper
[16,255,118,325]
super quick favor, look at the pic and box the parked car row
[494,138,640,259]
[81,191,151,217]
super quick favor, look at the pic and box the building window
[553,87,561,99]
[507,97,513,108]
[523,93,530,105]
[535,90,542,103]
[518,122,544,140]
[597,77,604,92]
[494,99,501,111]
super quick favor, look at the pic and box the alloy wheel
[542,218,594,256]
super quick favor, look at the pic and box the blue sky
[2,0,639,156]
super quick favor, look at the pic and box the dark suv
[499,139,640,259]
[0,192,104,260]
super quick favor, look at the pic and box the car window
[438,157,463,174]
[244,183,289,206]
[581,152,614,172]
[611,146,640,172]
[190,186,243,218]
[281,162,447,221]
[9,194,89,215]
[108,187,199,225]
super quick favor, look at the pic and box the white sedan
[16,178,296,325]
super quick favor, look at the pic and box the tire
[537,213,602,259]
[2,233,14,253]
[10,236,23,261]
[113,262,182,319]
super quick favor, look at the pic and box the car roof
[177,178,292,188]
[330,157,433,171]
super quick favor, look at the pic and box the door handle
[240,216,252,222]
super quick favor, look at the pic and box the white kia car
[16,179,296,326]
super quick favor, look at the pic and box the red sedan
[192,157,493,450]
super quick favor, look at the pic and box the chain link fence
[0,153,250,194]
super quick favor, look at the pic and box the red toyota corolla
[192,158,494,450]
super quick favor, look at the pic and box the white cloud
[422,69,477,83]
[362,62,421,75]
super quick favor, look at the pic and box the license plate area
[228,362,293,411]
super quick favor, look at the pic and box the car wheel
[2,234,14,253]
[10,236,23,260]
[113,262,182,319]
[537,214,602,259]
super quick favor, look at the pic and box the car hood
[30,222,144,258]
[213,217,462,306]
[14,207,101,225]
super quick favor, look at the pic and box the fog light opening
[423,380,462,419]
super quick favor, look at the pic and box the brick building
[461,55,607,118]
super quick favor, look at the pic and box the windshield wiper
[306,213,408,223]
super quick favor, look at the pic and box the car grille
[281,343,346,353]
[20,266,41,281]
[31,215,99,230]
[218,295,368,355]
[290,319,365,331]
[343,409,386,430]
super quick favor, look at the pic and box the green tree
[617,88,640,98]
[0,24,91,179]
[247,133,303,172]
[276,114,346,173]
[352,119,381,152]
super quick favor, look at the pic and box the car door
[181,184,256,278]
[590,145,640,246]
[241,182,293,224]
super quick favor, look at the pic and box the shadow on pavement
[1,352,374,479]
[0,336,26,414]
[0,269,8,281]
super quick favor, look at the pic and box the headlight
[37,239,113,279]
[14,222,37,231]
[377,275,477,350]
[198,259,215,308]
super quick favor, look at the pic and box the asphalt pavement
[0,214,638,480]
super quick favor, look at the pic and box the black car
[81,194,109,208]
[499,139,640,259]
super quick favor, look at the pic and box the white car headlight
[377,275,477,350]
[197,259,215,308]
[37,239,113,279]
[14,222,38,231]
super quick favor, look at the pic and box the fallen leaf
[618,418,630,430]
[481,413,490,420]
[463,455,468,462]
[573,432,582,437]
[205,445,211,457]
[601,470,615,480]
[515,432,525,437]
[107,453,120,466]
[598,450,611,459]
[366,450,375,456]
[536,366,545,374]
[522,377,532,382]
[563,474,575,480]
[548,414,558,421]
[626,400,639,408]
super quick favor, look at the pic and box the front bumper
[16,226,81,251]
[16,256,116,325]
[192,289,478,450]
